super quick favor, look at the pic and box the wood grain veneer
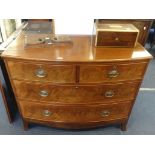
[19,100,133,124]
[13,80,140,104]
[1,33,152,131]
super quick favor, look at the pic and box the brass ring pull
[105,90,115,98]
[39,90,49,97]
[42,110,52,117]
[101,110,110,117]
[35,68,47,78]
[108,69,119,78]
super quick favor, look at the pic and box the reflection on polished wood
[2,34,152,62]
[1,34,152,130]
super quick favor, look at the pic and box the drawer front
[7,61,76,83]
[14,80,140,103]
[19,101,132,122]
[96,31,138,47]
[80,63,147,83]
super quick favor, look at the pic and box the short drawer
[7,61,76,83]
[79,63,147,83]
[13,80,140,104]
[19,100,132,123]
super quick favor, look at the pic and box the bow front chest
[1,34,152,130]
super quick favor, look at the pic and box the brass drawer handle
[42,110,52,117]
[39,90,49,97]
[105,90,115,98]
[108,69,119,78]
[35,68,47,78]
[101,110,110,117]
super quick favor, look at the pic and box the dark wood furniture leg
[23,120,29,130]
[120,121,127,131]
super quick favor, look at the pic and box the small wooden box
[94,23,139,47]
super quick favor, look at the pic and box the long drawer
[13,80,140,104]
[79,62,147,83]
[19,100,132,123]
[7,61,76,83]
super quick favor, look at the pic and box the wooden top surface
[1,33,152,62]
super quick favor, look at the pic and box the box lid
[96,23,139,32]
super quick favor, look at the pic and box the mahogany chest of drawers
[1,34,152,131]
